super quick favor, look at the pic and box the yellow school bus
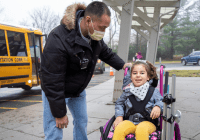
[0,23,45,90]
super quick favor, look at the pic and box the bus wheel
[22,86,32,90]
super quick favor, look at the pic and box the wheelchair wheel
[174,123,181,140]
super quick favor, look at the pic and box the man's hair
[84,1,111,20]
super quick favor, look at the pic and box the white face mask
[88,19,105,41]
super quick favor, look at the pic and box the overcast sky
[0,0,93,24]
[0,0,197,24]
[0,0,114,42]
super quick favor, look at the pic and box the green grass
[166,70,200,77]
[106,63,200,77]
[128,60,181,64]
[155,61,180,64]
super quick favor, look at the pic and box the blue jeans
[42,90,88,140]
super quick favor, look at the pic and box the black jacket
[41,6,125,118]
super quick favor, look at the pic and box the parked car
[181,51,200,65]
[94,59,105,74]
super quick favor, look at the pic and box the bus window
[28,34,41,59]
[30,46,40,58]
[7,31,27,57]
[0,29,8,56]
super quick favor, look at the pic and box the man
[41,1,131,140]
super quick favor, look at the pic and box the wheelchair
[100,65,181,140]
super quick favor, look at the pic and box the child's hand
[150,106,161,119]
[113,116,123,129]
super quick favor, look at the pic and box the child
[113,60,163,140]
[136,52,143,60]
[134,53,138,61]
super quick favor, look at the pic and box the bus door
[28,33,43,86]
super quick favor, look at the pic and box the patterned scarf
[130,82,150,100]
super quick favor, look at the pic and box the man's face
[131,64,149,87]
[86,14,110,34]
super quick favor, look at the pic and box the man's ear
[85,16,91,26]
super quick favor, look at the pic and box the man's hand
[56,115,69,129]
[123,63,132,70]
[113,116,123,129]
[150,106,161,119]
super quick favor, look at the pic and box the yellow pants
[112,120,156,140]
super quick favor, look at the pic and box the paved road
[0,67,113,113]
[155,62,200,68]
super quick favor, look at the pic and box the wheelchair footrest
[106,130,161,140]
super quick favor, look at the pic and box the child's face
[131,64,149,87]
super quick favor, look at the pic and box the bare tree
[107,7,120,49]
[29,6,60,35]
[19,19,30,27]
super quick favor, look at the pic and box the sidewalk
[0,75,200,140]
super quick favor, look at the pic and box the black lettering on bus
[15,58,23,62]
[0,58,14,62]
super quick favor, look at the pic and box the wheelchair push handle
[124,66,131,76]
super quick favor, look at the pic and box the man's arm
[99,40,132,70]
[41,32,67,118]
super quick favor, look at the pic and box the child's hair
[131,60,158,80]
